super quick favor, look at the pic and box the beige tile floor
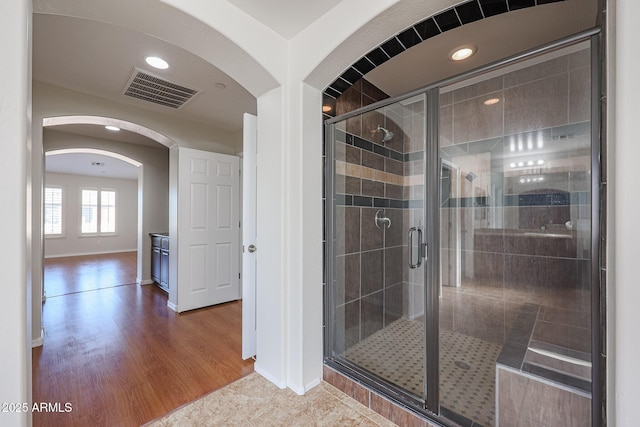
[145,372,398,427]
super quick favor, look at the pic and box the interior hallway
[33,253,254,427]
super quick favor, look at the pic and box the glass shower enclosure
[325,34,601,427]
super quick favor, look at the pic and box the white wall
[0,0,30,425]
[611,0,640,425]
[253,87,286,387]
[44,172,138,257]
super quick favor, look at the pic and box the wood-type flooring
[43,252,138,297]
[33,253,253,427]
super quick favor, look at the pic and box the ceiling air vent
[123,68,198,109]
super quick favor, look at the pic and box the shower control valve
[375,209,392,229]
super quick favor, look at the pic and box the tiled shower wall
[330,78,432,351]
[325,42,595,427]
[334,132,406,351]
[438,47,593,348]
[329,78,392,352]
[441,48,592,275]
[329,48,592,350]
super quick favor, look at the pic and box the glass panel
[438,42,593,426]
[81,189,98,234]
[100,190,116,233]
[330,94,428,401]
[44,187,63,235]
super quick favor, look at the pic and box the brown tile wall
[438,48,593,346]
[497,366,591,427]
[334,203,407,349]
[333,78,411,350]
[323,366,440,427]
[327,48,594,425]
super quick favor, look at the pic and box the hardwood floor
[33,253,254,427]
[44,252,138,296]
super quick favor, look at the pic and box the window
[44,187,63,236]
[81,189,98,233]
[100,190,116,233]
[81,189,116,234]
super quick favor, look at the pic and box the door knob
[248,244,257,253]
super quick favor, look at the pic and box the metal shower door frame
[323,27,603,426]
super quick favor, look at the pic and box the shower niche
[325,37,599,427]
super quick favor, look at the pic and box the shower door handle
[408,227,424,269]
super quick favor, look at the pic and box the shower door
[437,39,597,427]
[326,92,433,406]
[326,34,600,427]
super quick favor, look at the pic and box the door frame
[241,113,258,359]
[322,91,436,411]
[424,88,440,412]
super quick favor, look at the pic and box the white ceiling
[46,124,161,148]
[33,13,257,132]
[228,0,343,39]
[35,1,340,181]
[46,152,140,180]
[36,0,598,180]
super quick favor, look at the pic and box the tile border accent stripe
[340,130,423,163]
[343,131,405,162]
[323,0,567,102]
[336,160,423,187]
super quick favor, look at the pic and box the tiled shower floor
[345,318,501,427]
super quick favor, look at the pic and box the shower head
[376,125,394,143]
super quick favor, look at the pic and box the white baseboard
[167,300,178,312]
[303,377,322,393]
[288,376,322,396]
[137,278,154,285]
[31,327,44,348]
[254,363,287,390]
[44,249,137,259]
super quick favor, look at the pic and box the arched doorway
[41,117,173,298]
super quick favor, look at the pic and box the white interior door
[177,147,240,312]
[242,113,257,359]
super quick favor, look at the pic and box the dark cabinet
[152,246,161,283]
[150,233,169,292]
[160,249,169,291]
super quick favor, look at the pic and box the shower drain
[454,360,471,370]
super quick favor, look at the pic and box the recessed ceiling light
[105,125,120,131]
[449,45,477,61]
[214,82,227,90]
[484,98,500,106]
[145,56,169,70]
